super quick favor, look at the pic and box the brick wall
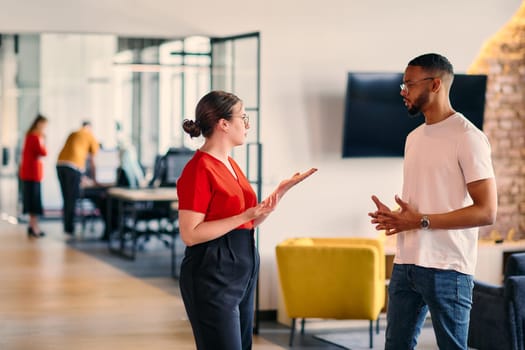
[469,3,525,240]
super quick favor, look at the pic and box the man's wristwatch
[420,215,430,230]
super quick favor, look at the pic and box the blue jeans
[385,264,474,350]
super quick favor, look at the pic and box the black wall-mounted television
[342,72,487,157]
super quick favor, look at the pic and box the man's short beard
[407,106,420,117]
[406,92,429,118]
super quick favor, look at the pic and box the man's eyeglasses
[400,77,435,93]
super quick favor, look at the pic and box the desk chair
[149,147,194,188]
[77,185,105,237]
[115,168,174,252]
[75,198,99,234]
[133,147,193,249]
[114,147,193,261]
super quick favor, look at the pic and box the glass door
[210,31,262,332]
[210,32,261,202]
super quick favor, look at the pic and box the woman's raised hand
[250,168,317,227]
[275,168,318,197]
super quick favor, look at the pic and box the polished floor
[0,219,287,350]
[0,174,352,350]
[0,170,438,349]
[0,216,445,350]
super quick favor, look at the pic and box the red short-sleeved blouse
[176,150,257,230]
[19,132,47,182]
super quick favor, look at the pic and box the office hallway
[0,220,283,350]
[0,176,437,350]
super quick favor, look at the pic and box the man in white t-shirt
[369,53,497,349]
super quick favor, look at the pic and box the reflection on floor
[0,174,19,223]
[259,317,439,350]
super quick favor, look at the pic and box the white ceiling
[0,0,212,37]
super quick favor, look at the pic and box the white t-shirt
[396,113,495,275]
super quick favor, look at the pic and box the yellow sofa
[275,237,385,348]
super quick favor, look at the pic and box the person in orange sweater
[19,114,48,238]
[56,121,99,235]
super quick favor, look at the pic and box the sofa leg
[289,318,296,347]
[301,318,305,334]
[369,320,373,348]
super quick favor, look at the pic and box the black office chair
[115,167,172,250]
[468,252,525,350]
[117,148,193,257]
[148,147,194,188]
[77,177,106,237]
[76,194,100,235]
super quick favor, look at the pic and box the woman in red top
[19,114,48,238]
[177,91,316,350]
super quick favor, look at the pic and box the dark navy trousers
[56,165,81,234]
[180,229,259,350]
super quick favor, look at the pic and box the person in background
[56,121,99,236]
[177,90,317,350]
[19,114,48,238]
[116,140,145,188]
[369,53,497,349]
[114,120,145,188]
[91,139,144,241]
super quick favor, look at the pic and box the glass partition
[0,32,259,217]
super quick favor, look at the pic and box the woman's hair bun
[182,118,202,138]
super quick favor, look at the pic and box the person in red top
[19,114,48,238]
[177,90,317,350]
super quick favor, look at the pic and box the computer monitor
[150,147,194,187]
[93,148,119,184]
[164,150,194,185]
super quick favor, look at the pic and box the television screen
[342,72,487,157]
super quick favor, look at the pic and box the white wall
[0,0,521,310]
[0,36,18,176]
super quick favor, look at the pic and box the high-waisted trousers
[179,229,259,350]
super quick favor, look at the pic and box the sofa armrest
[505,276,525,350]
[468,280,510,350]
[473,280,504,297]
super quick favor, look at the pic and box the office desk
[106,187,179,277]
[108,187,179,202]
